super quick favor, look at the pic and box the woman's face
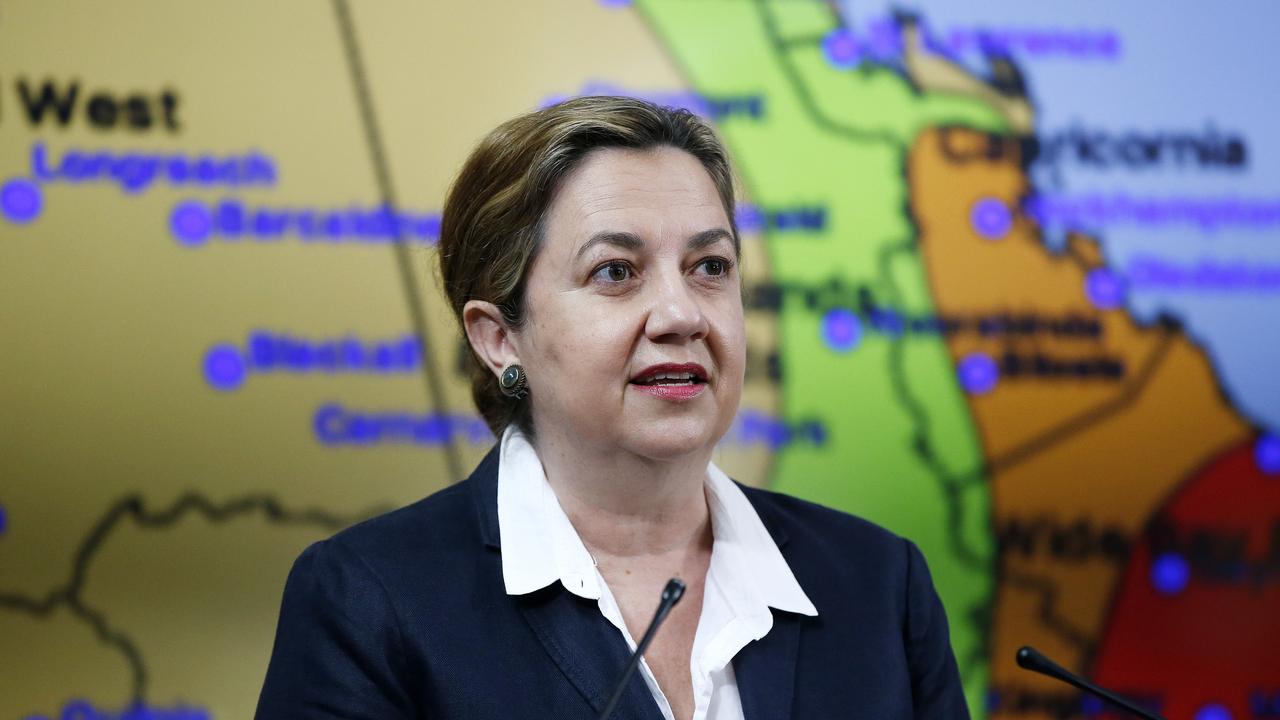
[515,145,745,462]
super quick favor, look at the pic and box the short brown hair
[438,95,739,438]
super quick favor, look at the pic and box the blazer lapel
[472,445,661,718]
[733,610,803,720]
[519,587,665,720]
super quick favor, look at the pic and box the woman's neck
[530,430,712,560]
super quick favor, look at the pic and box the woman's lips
[628,362,709,401]
[629,382,706,401]
[629,362,709,383]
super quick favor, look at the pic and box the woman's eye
[593,261,632,283]
[696,257,731,276]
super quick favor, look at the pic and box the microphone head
[1015,645,1052,673]
[662,578,686,606]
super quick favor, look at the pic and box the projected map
[1,1,1277,718]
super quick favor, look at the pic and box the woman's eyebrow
[687,228,733,252]
[574,231,644,261]
[573,227,733,261]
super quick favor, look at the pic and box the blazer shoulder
[321,479,482,572]
[321,443,500,569]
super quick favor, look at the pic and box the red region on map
[1092,439,1280,718]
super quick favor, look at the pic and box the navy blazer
[256,446,970,719]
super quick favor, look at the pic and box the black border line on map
[780,33,828,49]
[0,494,386,704]
[1080,430,1255,681]
[876,225,997,689]
[752,0,905,149]
[1061,240,1095,273]
[330,0,464,483]
[984,324,1176,476]
[877,237,993,571]
[879,237,997,687]
[1000,568,1094,654]
[899,126,1186,482]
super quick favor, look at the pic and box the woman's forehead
[545,146,731,251]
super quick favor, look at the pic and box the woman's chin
[620,417,725,462]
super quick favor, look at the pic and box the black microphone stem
[597,578,687,720]
[1015,646,1167,720]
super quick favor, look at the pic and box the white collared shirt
[496,426,818,720]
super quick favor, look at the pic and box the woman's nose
[644,271,710,342]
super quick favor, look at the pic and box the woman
[256,96,967,719]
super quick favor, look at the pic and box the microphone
[597,578,687,720]
[1015,646,1166,720]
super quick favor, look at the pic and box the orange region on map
[907,126,1251,714]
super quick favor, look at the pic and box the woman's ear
[462,300,520,377]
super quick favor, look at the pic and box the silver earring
[499,364,528,399]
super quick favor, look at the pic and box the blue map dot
[203,345,247,391]
[1255,434,1280,475]
[822,28,862,69]
[1150,552,1190,595]
[958,352,999,394]
[822,308,862,352]
[971,197,1013,240]
[170,201,213,246]
[0,505,7,536]
[599,0,631,6]
[1,178,43,224]
[1194,703,1232,720]
[1085,268,1126,310]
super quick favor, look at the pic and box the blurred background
[2,1,1278,718]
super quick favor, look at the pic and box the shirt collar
[703,460,817,617]
[496,426,818,617]
[496,425,602,599]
